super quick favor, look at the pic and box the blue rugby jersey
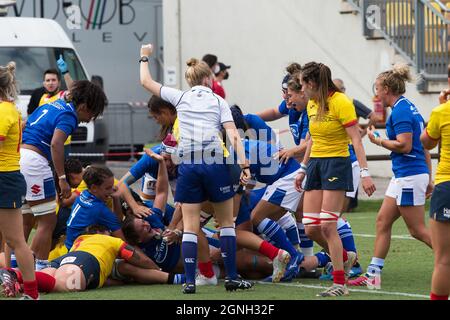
[278,100,305,145]
[243,139,299,185]
[65,190,122,250]
[22,99,78,160]
[385,96,428,178]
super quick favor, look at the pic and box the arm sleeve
[353,99,373,119]
[160,86,184,107]
[129,154,159,180]
[335,96,358,127]
[219,99,234,124]
[426,108,441,140]
[99,206,122,232]
[0,108,13,137]
[278,100,288,115]
[245,114,274,141]
[55,112,78,136]
[392,109,413,135]
[300,112,309,140]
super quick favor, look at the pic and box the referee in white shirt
[139,44,252,294]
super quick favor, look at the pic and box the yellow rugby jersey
[426,100,450,185]
[48,239,69,261]
[75,178,119,210]
[70,234,126,288]
[307,92,357,158]
[39,91,72,145]
[0,101,22,171]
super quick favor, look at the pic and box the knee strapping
[302,213,321,225]
[21,202,32,215]
[320,210,340,223]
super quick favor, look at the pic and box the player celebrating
[139,43,252,294]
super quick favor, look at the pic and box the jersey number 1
[29,109,49,126]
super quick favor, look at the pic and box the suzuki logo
[31,184,41,195]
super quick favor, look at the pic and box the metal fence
[102,102,160,160]
[345,0,449,89]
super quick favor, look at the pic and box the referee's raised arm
[140,44,162,97]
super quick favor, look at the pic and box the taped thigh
[302,212,321,226]
[31,201,57,216]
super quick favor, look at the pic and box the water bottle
[10,251,18,268]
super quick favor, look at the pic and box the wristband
[139,56,149,63]
[58,174,66,180]
[360,168,371,178]
[241,166,250,170]
[298,163,307,174]
[378,138,383,147]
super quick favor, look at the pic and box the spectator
[214,62,231,99]
[202,54,226,98]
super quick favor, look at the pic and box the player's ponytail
[301,62,340,121]
[83,165,114,189]
[185,58,212,87]
[377,64,413,96]
[0,61,19,101]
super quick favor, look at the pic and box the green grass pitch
[1,200,434,300]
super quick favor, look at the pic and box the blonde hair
[185,58,212,87]
[0,62,19,101]
[377,64,413,96]
[286,62,302,75]
[287,72,302,92]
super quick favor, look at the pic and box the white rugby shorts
[262,168,304,212]
[19,148,56,201]
[346,161,360,198]
[385,173,429,206]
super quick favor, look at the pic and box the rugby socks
[367,257,384,276]
[337,218,357,253]
[315,251,331,268]
[297,222,314,256]
[182,232,198,284]
[430,293,448,300]
[278,214,300,248]
[11,269,55,293]
[332,270,346,286]
[257,218,298,259]
[23,280,39,300]
[258,240,279,260]
[219,227,238,280]
[167,273,186,285]
[342,249,348,262]
[198,261,215,278]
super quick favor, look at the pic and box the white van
[0,9,107,162]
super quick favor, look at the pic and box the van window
[0,47,87,95]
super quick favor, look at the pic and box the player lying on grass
[0,224,185,297]
[119,149,291,283]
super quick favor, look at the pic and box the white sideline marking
[258,282,429,299]
[354,233,414,240]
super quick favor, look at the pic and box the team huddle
[0,44,449,300]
